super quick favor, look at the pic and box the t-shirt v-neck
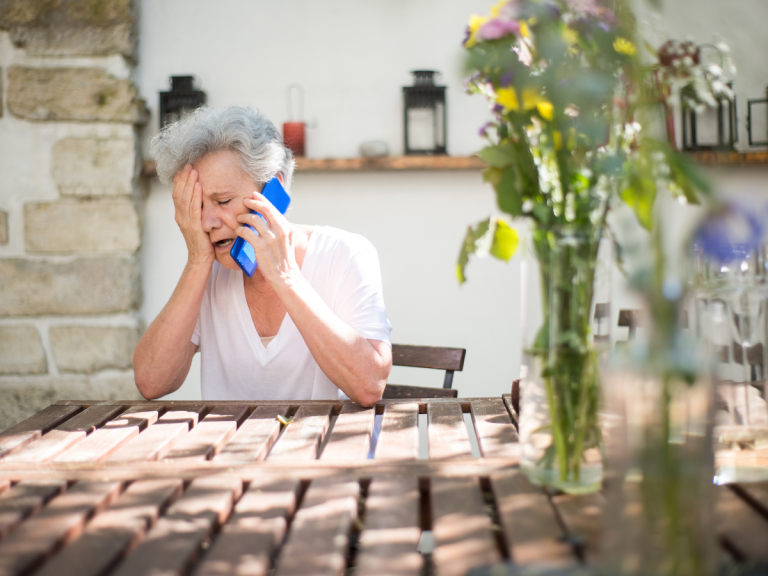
[192,225,392,401]
[233,230,318,361]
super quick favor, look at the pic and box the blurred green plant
[456,0,723,489]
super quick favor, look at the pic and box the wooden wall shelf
[686,150,768,166]
[141,151,768,178]
[294,155,486,172]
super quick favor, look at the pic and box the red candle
[283,122,306,157]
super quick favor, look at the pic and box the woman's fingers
[244,194,288,236]
[172,165,193,203]
[184,169,199,212]
[237,212,272,238]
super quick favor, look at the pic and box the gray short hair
[150,106,295,191]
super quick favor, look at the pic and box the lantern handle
[286,84,304,123]
[698,43,725,68]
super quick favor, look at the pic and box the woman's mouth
[214,239,234,250]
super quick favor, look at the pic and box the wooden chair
[382,344,466,399]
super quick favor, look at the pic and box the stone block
[7,66,147,124]
[25,199,140,254]
[52,138,135,197]
[0,257,139,316]
[0,211,7,244]
[0,0,135,57]
[0,374,142,431]
[0,325,47,375]
[50,325,138,374]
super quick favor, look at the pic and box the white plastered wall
[136,0,768,400]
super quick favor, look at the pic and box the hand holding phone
[230,177,291,277]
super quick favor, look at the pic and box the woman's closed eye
[217,199,232,206]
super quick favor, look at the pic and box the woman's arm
[276,275,392,406]
[133,167,214,399]
[237,194,392,407]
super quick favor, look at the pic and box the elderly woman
[133,106,392,406]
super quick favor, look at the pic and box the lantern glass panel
[747,99,768,146]
[407,107,436,151]
[693,107,721,146]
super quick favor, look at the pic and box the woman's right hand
[173,165,214,267]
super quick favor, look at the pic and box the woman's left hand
[235,192,298,285]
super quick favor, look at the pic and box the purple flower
[500,72,514,86]
[694,202,764,263]
[476,18,521,42]
[493,103,505,114]
[479,122,495,137]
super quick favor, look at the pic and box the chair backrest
[391,344,466,389]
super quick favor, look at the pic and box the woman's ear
[276,172,285,185]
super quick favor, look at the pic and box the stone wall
[0,0,145,430]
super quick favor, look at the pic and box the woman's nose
[201,203,220,232]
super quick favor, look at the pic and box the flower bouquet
[456,0,720,492]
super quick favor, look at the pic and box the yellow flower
[537,101,554,121]
[562,27,578,46]
[613,37,636,56]
[553,130,562,150]
[496,87,519,111]
[490,0,507,18]
[519,21,530,39]
[465,14,487,47]
[521,86,547,110]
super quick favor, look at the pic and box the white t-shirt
[191,226,392,400]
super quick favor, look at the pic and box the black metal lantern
[159,76,207,129]
[747,86,768,147]
[403,70,447,155]
[681,82,738,151]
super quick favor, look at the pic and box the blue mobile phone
[230,177,291,277]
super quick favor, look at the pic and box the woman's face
[193,149,262,270]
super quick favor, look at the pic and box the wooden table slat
[550,492,605,564]
[3,405,124,463]
[502,393,518,425]
[274,477,360,576]
[164,406,249,462]
[355,477,423,576]
[0,406,82,459]
[320,405,375,461]
[107,406,206,463]
[717,484,768,562]
[0,480,121,576]
[490,471,574,566]
[267,404,332,461]
[374,403,419,460]
[469,399,520,459]
[731,481,768,519]
[0,480,66,540]
[34,479,183,576]
[428,403,472,460]
[54,406,162,463]
[431,476,501,576]
[193,477,301,576]
[111,477,243,576]
[214,405,289,462]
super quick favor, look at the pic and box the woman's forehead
[194,150,260,195]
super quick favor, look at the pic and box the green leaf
[456,217,519,283]
[479,144,515,168]
[481,165,504,186]
[490,220,520,261]
[456,218,491,284]
[620,162,656,230]
[495,166,523,216]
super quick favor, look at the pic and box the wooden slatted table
[0,396,766,576]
